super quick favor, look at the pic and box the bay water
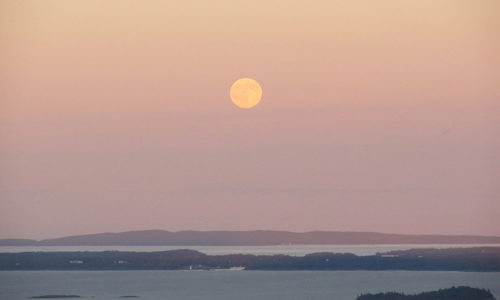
[0,270,499,300]
[1,244,498,256]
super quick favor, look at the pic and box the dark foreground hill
[2,230,500,246]
[1,247,499,271]
[357,286,495,300]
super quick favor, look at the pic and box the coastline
[1,247,498,272]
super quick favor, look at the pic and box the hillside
[1,230,500,246]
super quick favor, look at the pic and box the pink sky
[1,0,499,239]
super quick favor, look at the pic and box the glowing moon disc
[230,78,262,109]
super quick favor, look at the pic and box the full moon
[230,78,262,109]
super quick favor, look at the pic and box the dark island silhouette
[29,296,81,299]
[29,296,140,299]
[1,247,499,271]
[356,287,495,300]
[2,230,500,246]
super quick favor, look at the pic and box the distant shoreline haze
[1,230,500,246]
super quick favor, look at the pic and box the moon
[230,78,262,109]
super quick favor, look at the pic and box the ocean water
[1,244,498,256]
[0,270,499,300]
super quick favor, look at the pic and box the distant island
[27,287,494,300]
[1,230,500,246]
[26,287,495,300]
[29,296,81,299]
[356,286,495,300]
[1,247,499,271]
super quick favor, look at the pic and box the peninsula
[356,287,496,300]
[1,247,499,271]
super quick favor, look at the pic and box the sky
[1,0,499,239]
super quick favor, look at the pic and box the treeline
[357,286,495,300]
[0,247,499,271]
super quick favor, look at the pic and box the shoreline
[1,247,499,272]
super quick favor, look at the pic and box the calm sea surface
[1,244,498,256]
[0,270,499,300]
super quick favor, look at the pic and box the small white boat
[210,266,245,271]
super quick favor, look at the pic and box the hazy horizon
[4,228,500,242]
[1,0,499,240]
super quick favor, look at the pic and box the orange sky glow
[0,0,499,239]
